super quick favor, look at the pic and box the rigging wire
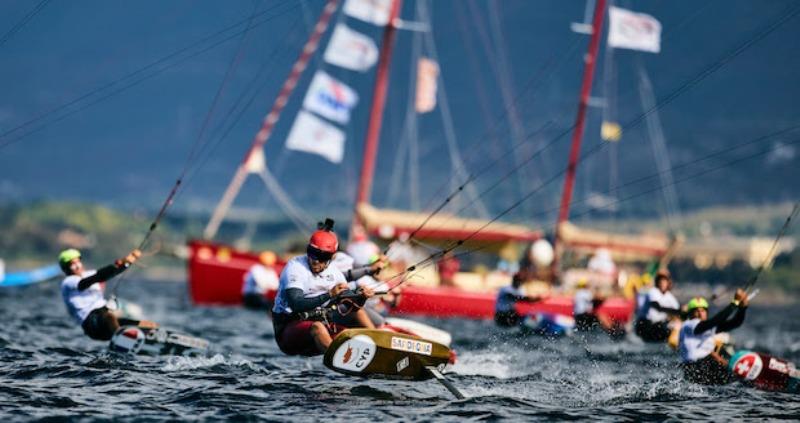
[0,0,51,49]
[180,1,261,178]
[406,1,800,246]
[0,0,299,151]
[368,3,800,289]
[743,202,799,292]
[109,5,301,297]
[176,13,305,197]
[569,138,800,221]
[372,132,800,292]
[418,0,490,219]
[543,125,800,220]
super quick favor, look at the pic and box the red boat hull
[187,240,633,322]
[187,239,282,305]
[390,285,633,322]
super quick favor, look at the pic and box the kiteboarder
[634,270,681,342]
[494,270,545,327]
[58,248,158,341]
[271,220,379,356]
[241,251,280,311]
[678,289,749,384]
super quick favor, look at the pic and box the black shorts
[81,307,141,341]
[494,311,521,327]
[634,319,671,343]
[574,313,599,331]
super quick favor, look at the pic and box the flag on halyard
[608,6,661,53]
[303,71,359,124]
[285,111,346,163]
[415,58,438,113]
[324,24,379,72]
[344,0,393,26]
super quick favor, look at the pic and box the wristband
[731,299,741,307]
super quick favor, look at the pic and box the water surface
[1,280,797,421]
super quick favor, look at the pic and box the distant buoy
[530,239,554,267]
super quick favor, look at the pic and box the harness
[277,289,369,332]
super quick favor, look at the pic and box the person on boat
[679,290,749,385]
[58,248,158,341]
[346,224,381,268]
[271,221,378,356]
[634,270,681,342]
[587,248,617,280]
[438,251,460,287]
[494,270,545,327]
[241,251,280,311]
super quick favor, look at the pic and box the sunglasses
[307,246,333,263]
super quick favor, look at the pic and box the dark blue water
[1,279,798,421]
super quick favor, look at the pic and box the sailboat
[185,0,667,324]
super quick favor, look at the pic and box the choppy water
[1,279,798,421]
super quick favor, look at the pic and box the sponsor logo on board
[332,335,376,372]
[768,357,790,374]
[390,337,432,356]
[733,352,763,380]
[396,356,409,372]
[110,326,145,354]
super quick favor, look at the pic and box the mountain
[0,0,797,223]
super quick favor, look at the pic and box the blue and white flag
[303,71,359,124]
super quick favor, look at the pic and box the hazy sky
[1,0,798,223]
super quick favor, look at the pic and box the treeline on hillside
[669,249,800,293]
[0,202,164,266]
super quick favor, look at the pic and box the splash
[161,354,256,372]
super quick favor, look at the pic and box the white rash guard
[60,270,106,324]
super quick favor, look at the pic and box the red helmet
[309,230,338,253]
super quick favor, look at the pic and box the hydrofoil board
[109,326,210,356]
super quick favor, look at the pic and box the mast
[203,0,339,240]
[353,0,403,228]
[552,0,607,273]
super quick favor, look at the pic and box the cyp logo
[332,335,376,372]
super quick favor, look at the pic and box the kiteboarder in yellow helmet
[58,248,158,341]
[678,289,749,385]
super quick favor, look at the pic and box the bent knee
[310,321,327,335]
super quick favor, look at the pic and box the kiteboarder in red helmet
[271,219,376,356]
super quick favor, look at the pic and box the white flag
[608,6,661,53]
[344,0,393,26]
[415,58,438,113]
[302,71,359,124]
[324,24,379,72]
[285,111,345,163]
